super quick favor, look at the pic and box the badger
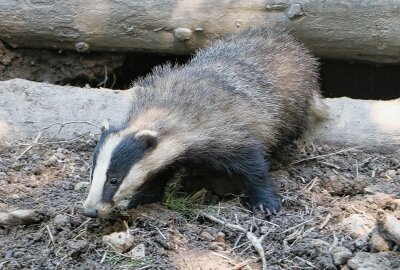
[83,27,322,218]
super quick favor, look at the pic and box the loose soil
[0,137,399,269]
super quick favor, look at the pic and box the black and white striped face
[83,126,158,218]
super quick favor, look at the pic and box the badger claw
[251,194,281,216]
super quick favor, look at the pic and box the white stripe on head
[83,133,123,209]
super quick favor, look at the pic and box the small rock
[370,229,392,252]
[43,155,58,166]
[377,211,400,246]
[353,234,370,249]
[11,162,22,171]
[0,180,7,186]
[0,171,6,180]
[260,226,269,234]
[208,242,219,250]
[0,209,44,225]
[287,3,304,19]
[102,231,135,253]
[59,180,74,190]
[347,252,399,270]
[321,174,366,196]
[74,181,90,191]
[173,28,192,41]
[54,152,66,160]
[215,232,225,243]
[339,214,374,239]
[385,169,397,178]
[67,239,88,258]
[205,226,218,236]
[53,214,70,229]
[331,246,352,266]
[127,243,145,259]
[200,230,215,241]
[365,183,399,195]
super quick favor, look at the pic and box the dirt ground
[0,136,399,270]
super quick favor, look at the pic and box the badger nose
[83,208,98,218]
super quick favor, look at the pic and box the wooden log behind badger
[0,0,400,63]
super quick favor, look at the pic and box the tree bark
[0,0,399,63]
[1,79,399,153]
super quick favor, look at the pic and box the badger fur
[83,27,322,218]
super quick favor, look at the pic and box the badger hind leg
[231,147,281,215]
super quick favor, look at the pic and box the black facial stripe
[101,133,149,203]
[91,126,121,183]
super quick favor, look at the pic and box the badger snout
[83,208,98,218]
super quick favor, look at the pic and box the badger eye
[109,177,119,186]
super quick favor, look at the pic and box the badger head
[82,123,162,218]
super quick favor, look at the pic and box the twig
[155,227,167,240]
[355,160,359,178]
[318,213,332,229]
[318,161,341,170]
[46,225,55,245]
[281,220,311,234]
[201,212,268,270]
[16,121,100,160]
[232,259,252,270]
[15,131,43,160]
[291,146,361,165]
[97,65,108,88]
[100,251,107,264]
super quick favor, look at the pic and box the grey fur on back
[128,27,320,153]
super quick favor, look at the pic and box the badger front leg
[127,169,174,208]
[231,148,281,215]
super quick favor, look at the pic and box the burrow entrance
[0,42,399,100]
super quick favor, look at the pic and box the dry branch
[201,212,268,270]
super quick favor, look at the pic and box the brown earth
[0,136,399,270]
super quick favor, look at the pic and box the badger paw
[250,193,281,216]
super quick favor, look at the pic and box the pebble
[11,162,22,171]
[347,252,396,270]
[0,209,43,225]
[215,232,225,243]
[74,181,90,191]
[59,180,74,190]
[173,28,192,41]
[377,211,400,246]
[339,214,374,239]
[0,171,7,180]
[53,214,71,229]
[331,246,352,266]
[43,155,58,166]
[54,152,66,160]
[102,231,135,253]
[67,239,88,258]
[370,229,392,252]
[200,230,215,241]
[127,243,145,259]
[385,169,397,178]
[321,174,366,196]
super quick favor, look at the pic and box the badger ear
[135,130,158,149]
[100,120,110,132]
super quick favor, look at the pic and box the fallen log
[0,79,399,153]
[0,1,400,63]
